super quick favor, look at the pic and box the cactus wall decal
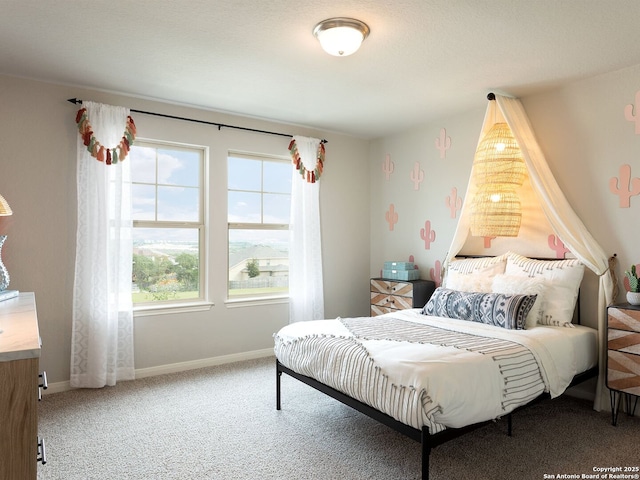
[420,220,436,249]
[435,128,451,159]
[408,255,419,269]
[483,236,495,248]
[445,187,462,218]
[385,204,398,231]
[609,164,640,207]
[430,260,443,287]
[548,234,570,258]
[624,91,640,134]
[410,161,424,190]
[382,154,394,180]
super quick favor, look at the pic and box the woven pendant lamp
[471,184,522,237]
[470,118,526,237]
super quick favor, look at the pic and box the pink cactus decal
[382,154,394,180]
[624,91,640,134]
[408,255,419,269]
[609,164,640,207]
[385,204,398,231]
[445,187,462,218]
[430,260,443,287]
[483,236,496,248]
[410,162,424,190]
[435,128,451,159]
[420,220,436,250]
[548,234,570,259]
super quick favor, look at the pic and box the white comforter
[274,309,596,433]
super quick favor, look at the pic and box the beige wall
[4,61,640,387]
[369,63,640,331]
[0,75,371,385]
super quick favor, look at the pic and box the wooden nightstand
[606,303,640,425]
[370,278,436,317]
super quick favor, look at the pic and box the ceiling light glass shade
[0,194,12,216]
[313,18,370,56]
[470,122,526,237]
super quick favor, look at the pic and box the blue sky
[130,145,201,223]
[129,146,292,247]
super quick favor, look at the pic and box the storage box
[383,261,414,271]
[382,269,420,281]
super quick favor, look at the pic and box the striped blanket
[274,314,548,433]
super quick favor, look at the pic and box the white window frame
[131,139,211,315]
[227,150,291,304]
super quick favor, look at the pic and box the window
[129,140,206,306]
[227,152,291,299]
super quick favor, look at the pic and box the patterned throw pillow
[422,287,537,330]
[491,274,546,329]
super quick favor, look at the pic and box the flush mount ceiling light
[313,17,370,57]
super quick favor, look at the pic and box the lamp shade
[313,18,370,56]
[470,184,522,237]
[470,122,526,237]
[0,194,11,216]
[473,123,526,186]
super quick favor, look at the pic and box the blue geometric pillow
[421,287,537,330]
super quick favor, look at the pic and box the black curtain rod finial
[487,92,496,101]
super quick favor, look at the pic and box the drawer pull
[37,437,47,465]
[38,371,48,401]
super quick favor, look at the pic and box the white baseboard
[134,348,274,379]
[44,348,275,395]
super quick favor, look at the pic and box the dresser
[370,278,436,316]
[606,303,640,425]
[0,292,45,479]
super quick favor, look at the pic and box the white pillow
[444,254,508,293]
[491,274,546,329]
[504,252,584,327]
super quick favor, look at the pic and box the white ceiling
[3,0,640,139]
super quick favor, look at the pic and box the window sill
[224,295,289,308]
[134,301,214,317]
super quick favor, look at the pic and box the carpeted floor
[37,356,638,480]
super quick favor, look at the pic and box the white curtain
[71,101,135,388]
[289,136,324,323]
[446,94,613,410]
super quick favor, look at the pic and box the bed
[274,253,599,480]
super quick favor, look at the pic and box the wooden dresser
[0,292,44,479]
[370,278,436,316]
[606,303,640,425]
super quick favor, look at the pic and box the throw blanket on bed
[274,315,546,433]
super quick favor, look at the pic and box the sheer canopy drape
[71,101,135,388]
[446,94,613,410]
[288,135,324,323]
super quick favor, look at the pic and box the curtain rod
[67,98,327,144]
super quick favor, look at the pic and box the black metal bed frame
[276,360,598,480]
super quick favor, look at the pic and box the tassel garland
[288,139,325,183]
[75,107,136,164]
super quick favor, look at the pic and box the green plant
[625,264,640,292]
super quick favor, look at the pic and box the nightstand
[370,278,436,317]
[606,303,640,425]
